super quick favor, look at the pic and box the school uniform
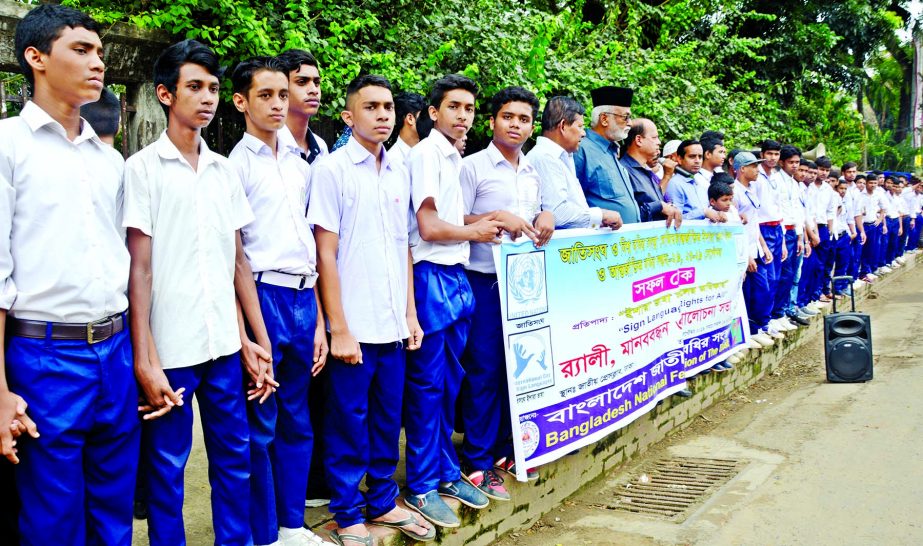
[0,102,137,546]
[124,132,255,546]
[831,193,854,293]
[733,179,770,335]
[388,136,413,168]
[230,133,320,544]
[858,191,883,277]
[845,184,864,279]
[459,143,544,472]
[878,192,897,268]
[760,168,795,320]
[528,136,603,228]
[883,193,904,265]
[799,181,836,306]
[281,123,331,502]
[902,188,923,251]
[404,130,474,497]
[306,137,410,528]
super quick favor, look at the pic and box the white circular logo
[520,420,541,458]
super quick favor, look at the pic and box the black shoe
[786,313,810,326]
[674,388,693,398]
[133,499,148,520]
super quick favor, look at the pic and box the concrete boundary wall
[353,254,918,546]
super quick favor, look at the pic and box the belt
[760,221,781,227]
[784,224,795,230]
[864,220,877,224]
[254,270,315,290]
[8,313,125,344]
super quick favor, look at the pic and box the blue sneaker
[404,490,460,528]
[438,479,489,509]
[721,361,734,371]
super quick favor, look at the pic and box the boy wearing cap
[575,86,641,224]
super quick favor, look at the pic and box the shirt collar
[620,153,647,171]
[584,129,619,153]
[344,135,392,171]
[20,100,103,146]
[155,130,216,170]
[427,129,461,161]
[240,132,276,157]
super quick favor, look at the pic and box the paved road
[501,264,923,546]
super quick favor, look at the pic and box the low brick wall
[317,253,914,546]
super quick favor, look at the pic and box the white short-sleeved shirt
[407,130,469,266]
[883,192,903,218]
[279,124,329,161]
[807,182,836,227]
[461,142,543,274]
[0,101,129,322]
[229,133,317,282]
[733,179,763,259]
[527,136,602,228]
[902,187,922,215]
[306,137,410,344]
[388,137,413,168]
[123,132,254,369]
[857,191,883,222]
[833,194,851,235]
[754,167,784,223]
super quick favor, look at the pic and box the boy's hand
[494,211,538,242]
[762,252,773,265]
[781,243,788,262]
[0,391,38,464]
[242,339,277,403]
[533,211,554,247]
[467,218,503,244]
[136,362,185,420]
[747,258,757,273]
[312,323,329,376]
[405,314,424,351]
[331,330,363,365]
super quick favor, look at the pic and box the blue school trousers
[324,342,404,528]
[772,227,799,319]
[743,260,771,334]
[832,232,853,293]
[849,233,863,279]
[248,282,318,545]
[907,213,922,250]
[460,270,512,471]
[899,217,912,257]
[860,222,881,277]
[6,326,138,546]
[143,352,252,546]
[810,225,832,301]
[885,217,901,264]
[405,262,474,495]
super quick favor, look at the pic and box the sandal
[329,529,373,546]
[370,511,437,542]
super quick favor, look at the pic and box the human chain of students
[2,4,922,546]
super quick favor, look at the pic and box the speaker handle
[831,275,855,313]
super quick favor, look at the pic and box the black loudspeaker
[824,276,873,382]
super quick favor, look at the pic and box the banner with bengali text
[493,221,750,481]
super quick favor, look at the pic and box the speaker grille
[830,317,867,338]
[829,338,872,380]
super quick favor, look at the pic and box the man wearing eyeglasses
[574,86,641,224]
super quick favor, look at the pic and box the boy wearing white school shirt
[228,57,332,546]
[459,86,554,497]
[308,75,434,546]
[124,40,273,546]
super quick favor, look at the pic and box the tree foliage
[62,0,920,168]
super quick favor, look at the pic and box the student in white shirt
[404,75,499,529]
[732,152,775,347]
[858,177,885,281]
[903,180,923,252]
[277,49,328,165]
[307,75,433,546]
[459,86,554,497]
[276,47,333,510]
[884,178,905,267]
[528,96,623,229]
[125,40,271,546]
[831,180,857,294]
[753,140,787,336]
[0,6,131,544]
[388,92,426,167]
[228,57,333,546]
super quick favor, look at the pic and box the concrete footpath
[498,257,923,546]
[132,254,923,546]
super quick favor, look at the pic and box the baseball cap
[733,151,765,170]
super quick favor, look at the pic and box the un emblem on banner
[506,251,548,319]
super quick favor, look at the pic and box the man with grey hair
[574,86,640,224]
[528,96,623,229]
[620,118,682,226]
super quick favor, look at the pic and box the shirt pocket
[382,182,410,243]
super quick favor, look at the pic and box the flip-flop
[329,529,373,546]
[370,514,437,542]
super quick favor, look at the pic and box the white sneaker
[304,498,331,508]
[771,318,795,332]
[866,273,878,280]
[779,318,798,331]
[280,528,335,546]
[727,353,742,364]
[852,280,866,290]
[890,260,900,268]
[751,333,775,347]
[764,325,785,340]
[881,266,893,273]
[747,338,764,350]
[896,256,906,264]
[806,302,823,312]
